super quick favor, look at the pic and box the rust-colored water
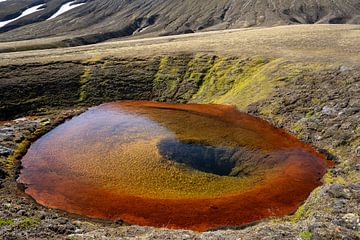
[18,101,329,231]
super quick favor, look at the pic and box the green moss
[291,122,305,136]
[323,173,346,184]
[79,66,91,102]
[66,236,79,240]
[0,217,14,226]
[192,57,240,102]
[191,56,296,110]
[152,55,198,101]
[5,139,31,168]
[153,56,176,101]
[192,58,333,110]
[305,110,315,119]
[16,217,40,228]
[311,98,321,105]
[290,204,306,222]
[300,230,312,240]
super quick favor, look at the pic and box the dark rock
[355,146,360,157]
[318,148,337,162]
[48,224,66,234]
[17,209,28,216]
[57,217,69,224]
[115,219,124,224]
[0,145,13,156]
[327,184,351,199]
[0,167,7,179]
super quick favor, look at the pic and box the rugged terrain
[0,25,359,239]
[0,0,360,46]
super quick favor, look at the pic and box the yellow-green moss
[311,97,321,105]
[191,57,333,111]
[16,217,40,228]
[192,56,289,109]
[0,217,14,226]
[66,236,79,240]
[79,66,91,102]
[192,57,242,102]
[291,122,305,135]
[300,230,312,240]
[305,110,315,119]
[323,173,346,184]
[5,140,30,168]
[153,56,178,101]
[153,56,169,88]
[290,204,306,222]
[323,169,360,184]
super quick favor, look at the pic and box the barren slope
[0,0,359,45]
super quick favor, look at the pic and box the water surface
[19,101,329,231]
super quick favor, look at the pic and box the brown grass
[0,24,359,66]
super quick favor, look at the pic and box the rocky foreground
[0,25,359,239]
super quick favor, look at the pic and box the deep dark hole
[157,139,236,176]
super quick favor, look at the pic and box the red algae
[18,101,329,231]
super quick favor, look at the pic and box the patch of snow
[0,3,45,28]
[47,1,85,20]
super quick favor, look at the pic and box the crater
[18,101,329,231]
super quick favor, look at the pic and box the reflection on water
[158,139,237,176]
[18,101,329,231]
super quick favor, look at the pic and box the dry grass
[0,24,359,66]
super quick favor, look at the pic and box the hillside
[0,0,359,45]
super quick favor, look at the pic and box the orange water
[18,101,329,231]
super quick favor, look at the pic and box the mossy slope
[0,54,330,119]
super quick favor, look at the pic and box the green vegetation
[290,204,306,222]
[16,217,40,228]
[0,217,14,226]
[190,57,312,110]
[79,66,91,102]
[299,230,312,240]
[5,140,31,168]
[152,56,184,101]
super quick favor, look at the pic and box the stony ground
[0,66,359,239]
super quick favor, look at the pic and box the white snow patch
[48,1,85,20]
[0,4,45,28]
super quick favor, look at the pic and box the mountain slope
[0,0,359,43]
